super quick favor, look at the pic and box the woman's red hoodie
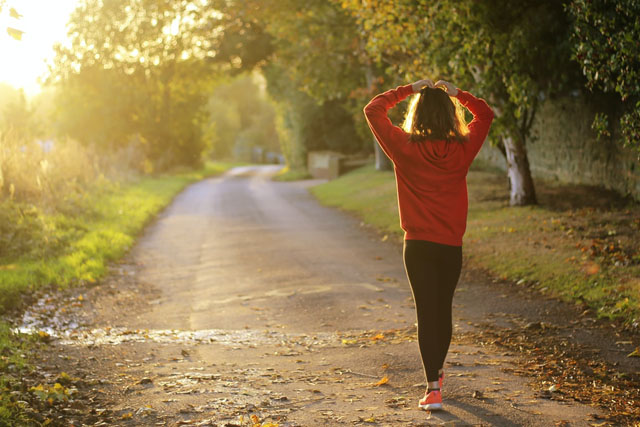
[363,84,494,247]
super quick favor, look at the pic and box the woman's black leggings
[403,239,463,383]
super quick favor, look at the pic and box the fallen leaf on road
[373,376,389,387]
[627,347,640,358]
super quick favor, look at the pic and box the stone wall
[476,94,640,200]
[307,151,371,180]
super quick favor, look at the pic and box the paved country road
[27,165,612,426]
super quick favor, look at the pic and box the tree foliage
[1,89,37,142]
[342,0,577,143]
[209,0,368,168]
[340,0,581,205]
[264,63,363,169]
[567,0,640,154]
[48,0,217,171]
[205,74,280,159]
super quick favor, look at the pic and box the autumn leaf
[627,347,640,358]
[584,262,600,275]
[37,330,51,342]
[373,375,388,386]
[370,333,384,341]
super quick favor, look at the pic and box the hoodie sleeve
[455,89,495,165]
[363,84,414,161]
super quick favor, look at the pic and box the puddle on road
[16,325,342,348]
[15,291,345,347]
[15,286,414,350]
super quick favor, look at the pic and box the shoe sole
[419,402,442,411]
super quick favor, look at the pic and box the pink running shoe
[418,389,442,411]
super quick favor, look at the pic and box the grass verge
[271,165,311,182]
[0,161,240,314]
[0,160,240,426]
[310,164,640,326]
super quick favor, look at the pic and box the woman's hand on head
[434,80,459,97]
[411,79,434,92]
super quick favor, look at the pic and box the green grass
[271,165,311,182]
[310,163,640,326]
[311,165,401,237]
[0,160,241,315]
[0,323,43,426]
[0,160,240,426]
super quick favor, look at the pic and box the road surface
[31,165,604,426]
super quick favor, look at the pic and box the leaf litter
[456,321,640,424]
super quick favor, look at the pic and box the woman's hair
[402,86,469,143]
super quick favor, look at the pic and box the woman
[363,79,494,411]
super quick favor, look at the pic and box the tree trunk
[373,141,393,171]
[503,136,537,206]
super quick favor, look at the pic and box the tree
[567,0,640,156]
[208,0,381,170]
[205,74,280,159]
[1,89,37,142]
[262,63,364,169]
[48,0,217,171]
[340,0,581,206]
[52,66,137,154]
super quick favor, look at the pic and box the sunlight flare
[0,0,80,96]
